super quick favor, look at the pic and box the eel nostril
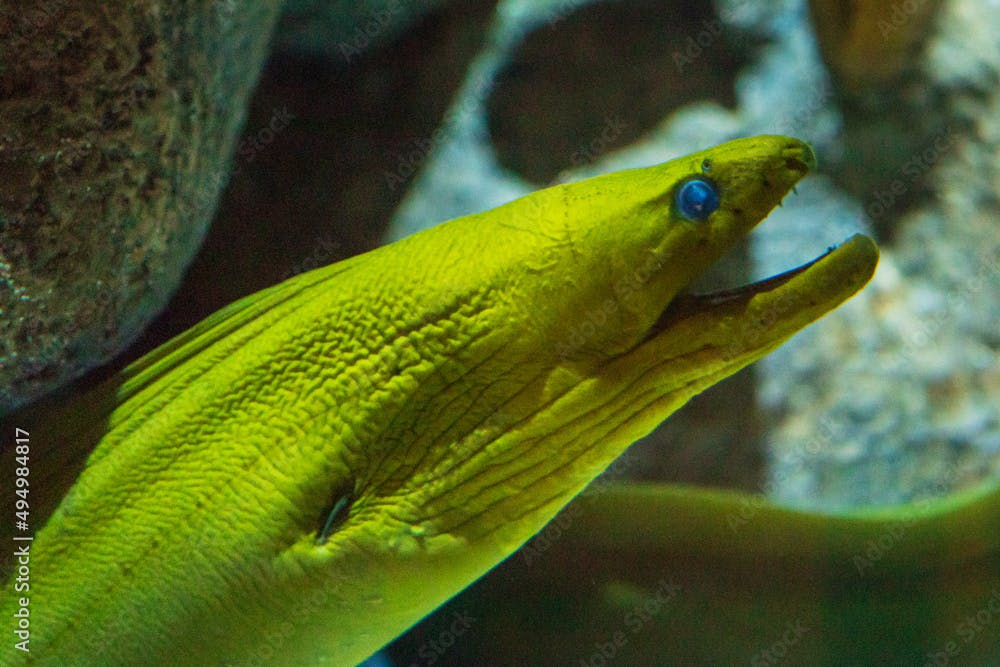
[782,142,817,172]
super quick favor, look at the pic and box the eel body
[409,481,1000,665]
[0,136,879,665]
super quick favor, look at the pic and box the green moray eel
[0,136,879,665]
[419,482,1000,665]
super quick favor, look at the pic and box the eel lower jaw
[645,234,879,358]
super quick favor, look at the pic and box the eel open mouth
[648,234,879,349]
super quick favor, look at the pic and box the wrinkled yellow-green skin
[0,136,879,665]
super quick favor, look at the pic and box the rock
[757,0,1000,507]
[808,0,945,93]
[0,1,283,413]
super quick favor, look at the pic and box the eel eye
[675,178,720,221]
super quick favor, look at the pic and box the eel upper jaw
[642,141,820,333]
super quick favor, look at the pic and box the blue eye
[675,178,720,221]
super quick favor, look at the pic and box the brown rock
[0,1,283,413]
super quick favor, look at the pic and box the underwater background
[1,0,998,665]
